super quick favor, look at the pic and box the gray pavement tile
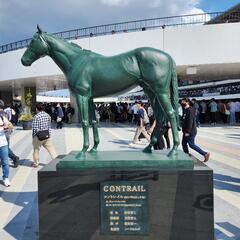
[0,123,240,240]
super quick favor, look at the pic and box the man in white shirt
[132,102,150,144]
[228,100,236,124]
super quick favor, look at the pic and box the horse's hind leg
[142,88,165,153]
[89,98,100,154]
[157,93,180,157]
[75,95,90,160]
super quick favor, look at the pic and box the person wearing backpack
[0,102,11,186]
[132,102,150,144]
[1,102,20,167]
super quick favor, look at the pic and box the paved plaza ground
[0,122,239,240]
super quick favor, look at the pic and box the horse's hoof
[89,148,97,154]
[167,149,178,159]
[75,151,86,160]
[143,146,152,153]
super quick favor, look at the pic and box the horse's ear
[37,24,43,34]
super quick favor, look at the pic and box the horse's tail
[170,60,181,130]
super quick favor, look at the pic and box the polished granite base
[38,152,214,240]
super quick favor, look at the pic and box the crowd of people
[189,98,240,125]
[179,83,240,98]
[1,95,239,187]
[2,102,75,128]
[96,99,240,125]
[118,94,148,102]
[43,103,75,126]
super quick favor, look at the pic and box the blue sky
[200,0,239,12]
[0,0,239,46]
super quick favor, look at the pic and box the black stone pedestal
[38,154,214,240]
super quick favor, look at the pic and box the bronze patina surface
[57,150,193,169]
[22,26,180,159]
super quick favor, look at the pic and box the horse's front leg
[75,95,90,160]
[88,98,100,154]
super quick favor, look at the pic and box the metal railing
[1,11,238,54]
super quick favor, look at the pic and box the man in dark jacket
[56,103,64,129]
[181,98,210,162]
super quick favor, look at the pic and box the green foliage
[19,113,33,121]
[20,89,33,121]
[25,91,32,107]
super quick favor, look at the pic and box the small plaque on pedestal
[100,181,149,235]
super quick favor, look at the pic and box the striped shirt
[32,111,51,137]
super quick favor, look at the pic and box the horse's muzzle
[21,57,31,66]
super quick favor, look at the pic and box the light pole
[162,25,166,51]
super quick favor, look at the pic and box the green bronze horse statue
[21,26,180,159]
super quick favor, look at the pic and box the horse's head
[21,25,50,66]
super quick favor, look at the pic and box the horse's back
[134,47,173,64]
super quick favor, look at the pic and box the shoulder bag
[36,130,50,141]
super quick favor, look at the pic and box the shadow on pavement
[215,222,240,240]
[0,191,38,240]
[224,134,240,140]
[108,139,146,150]
[214,173,240,193]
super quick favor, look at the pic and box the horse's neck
[46,35,81,74]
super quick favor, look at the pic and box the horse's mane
[70,43,102,57]
[45,33,102,56]
[45,33,83,51]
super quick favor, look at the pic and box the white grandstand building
[0,4,240,107]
